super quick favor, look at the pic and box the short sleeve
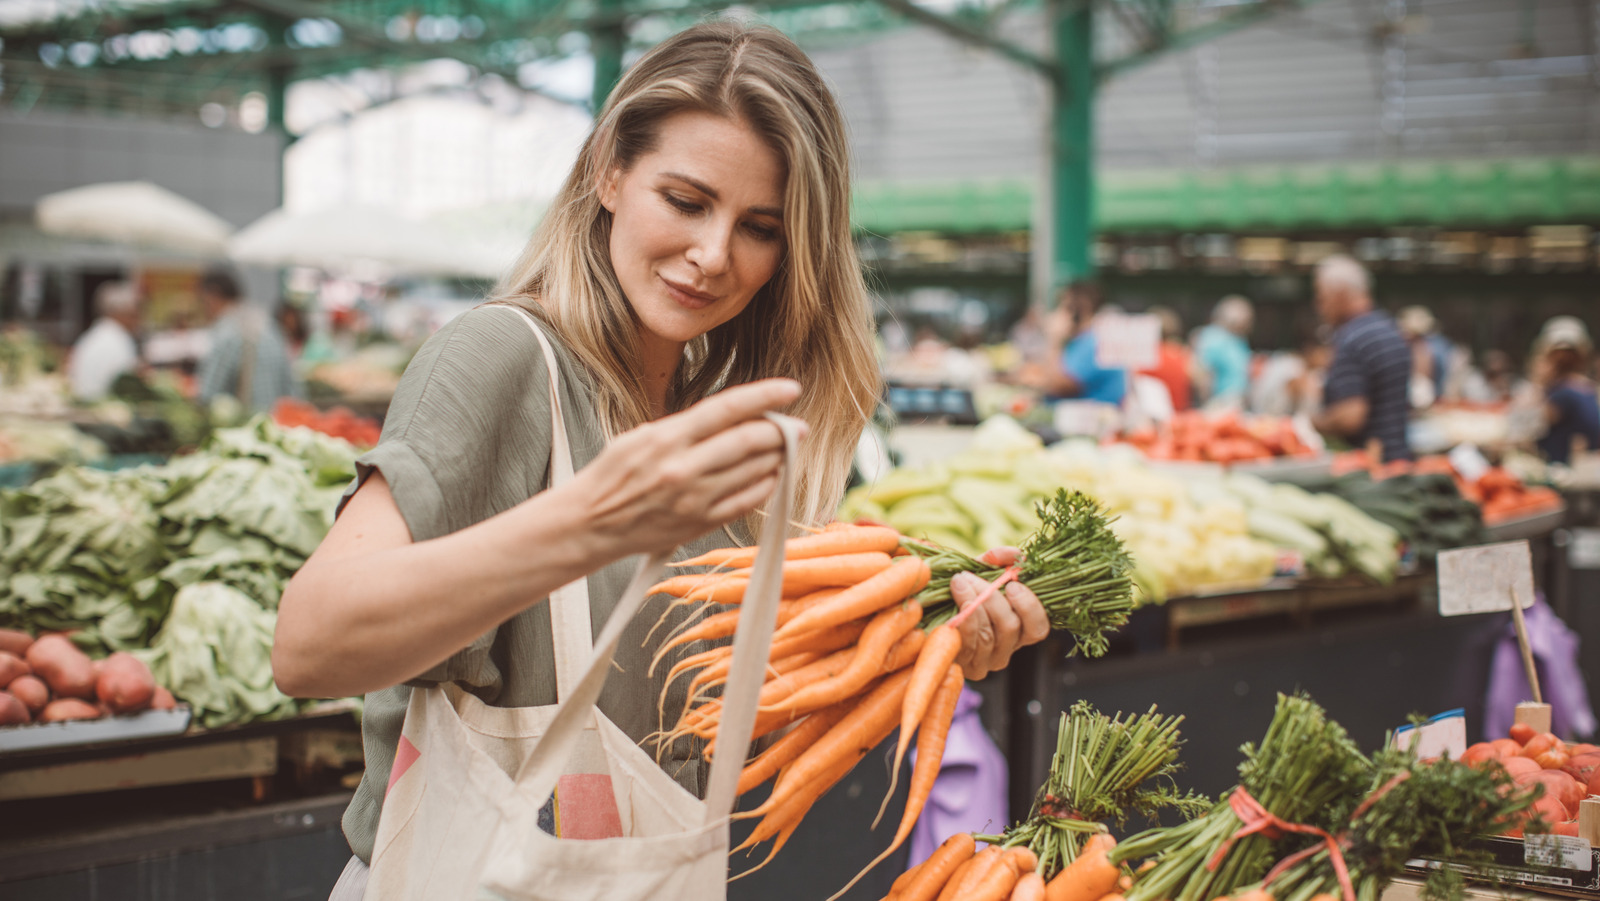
[336,306,558,691]
[1063,334,1097,382]
[1323,338,1367,406]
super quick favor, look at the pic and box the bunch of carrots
[880,831,1126,901]
[642,491,1135,896]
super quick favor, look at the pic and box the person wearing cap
[1531,316,1600,465]
[1396,305,1457,408]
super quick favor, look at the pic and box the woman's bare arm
[272,378,803,699]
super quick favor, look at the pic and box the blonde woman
[272,21,1049,896]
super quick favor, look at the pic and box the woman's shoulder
[406,304,585,396]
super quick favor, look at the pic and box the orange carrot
[1044,833,1119,901]
[1011,872,1047,901]
[673,525,903,569]
[651,590,839,675]
[738,698,857,795]
[742,668,912,822]
[837,663,965,898]
[899,834,976,901]
[1227,891,1274,901]
[934,855,979,901]
[889,859,927,898]
[762,600,921,714]
[881,623,962,821]
[965,849,1024,901]
[766,618,870,664]
[776,556,931,640]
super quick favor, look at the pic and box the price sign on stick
[1094,313,1161,371]
[1437,540,1548,732]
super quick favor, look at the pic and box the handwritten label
[1392,710,1467,761]
[1525,833,1593,871]
[1094,313,1161,370]
[1437,540,1536,617]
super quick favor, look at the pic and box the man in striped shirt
[1312,255,1414,462]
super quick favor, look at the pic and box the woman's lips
[662,277,717,310]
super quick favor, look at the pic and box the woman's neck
[637,332,684,419]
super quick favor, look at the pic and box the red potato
[96,652,155,714]
[150,686,176,710]
[1489,738,1523,759]
[7,675,49,714]
[40,698,102,722]
[1461,742,1498,766]
[1555,821,1582,837]
[25,635,95,699]
[0,691,29,726]
[1517,769,1584,815]
[1497,756,1542,778]
[0,651,29,688]
[1561,752,1600,785]
[0,628,32,657]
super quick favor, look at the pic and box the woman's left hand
[949,548,1051,680]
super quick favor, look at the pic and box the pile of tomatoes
[1462,723,1598,837]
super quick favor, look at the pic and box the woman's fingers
[950,572,997,680]
[677,418,791,477]
[977,546,1020,567]
[706,472,780,523]
[981,587,1023,672]
[672,379,800,443]
[1004,583,1052,647]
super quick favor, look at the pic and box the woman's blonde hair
[496,20,880,528]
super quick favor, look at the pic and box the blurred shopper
[1397,305,1459,408]
[1026,281,1126,405]
[68,280,143,401]
[1311,255,1414,461]
[1531,316,1600,464]
[270,24,1048,898]
[195,268,301,413]
[1195,295,1253,409]
[1138,306,1193,412]
[1461,348,1520,405]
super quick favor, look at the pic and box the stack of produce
[1331,451,1563,528]
[0,418,107,466]
[273,398,383,448]
[0,417,357,727]
[1322,471,1486,564]
[839,419,1281,604]
[1462,723,1600,837]
[647,498,1135,895]
[1206,474,1401,584]
[0,629,175,726]
[1116,412,1320,465]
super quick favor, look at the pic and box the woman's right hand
[561,378,805,557]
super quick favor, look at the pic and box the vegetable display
[0,417,357,727]
[273,397,383,448]
[0,627,176,727]
[1116,412,1320,465]
[646,501,1135,897]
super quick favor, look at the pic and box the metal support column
[1051,0,1095,288]
[591,0,625,113]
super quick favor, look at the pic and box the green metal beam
[872,0,1054,77]
[1095,0,1317,83]
[1049,0,1094,284]
[591,0,625,111]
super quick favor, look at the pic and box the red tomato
[1510,723,1538,745]
[1523,733,1563,759]
[1499,756,1542,777]
[1461,742,1499,766]
[1536,750,1572,771]
[1490,738,1523,758]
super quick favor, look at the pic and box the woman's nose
[686,221,733,276]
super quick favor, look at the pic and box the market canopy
[34,180,234,256]
[229,205,512,278]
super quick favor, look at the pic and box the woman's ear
[597,165,622,213]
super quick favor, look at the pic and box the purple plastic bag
[1484,595,1597,741]
[905,686,1009,868]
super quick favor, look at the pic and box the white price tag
[1447,443,1491,484]
[1094,313,1161,371]
[1391,710,1467,761]
[1525,833,1593,871]
[1570,528,1600,571]
[1437,540,1536,617]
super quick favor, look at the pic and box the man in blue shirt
[1312,256,1413,462]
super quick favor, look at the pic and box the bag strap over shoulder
[495,305,592,700]
[494,304,798,824]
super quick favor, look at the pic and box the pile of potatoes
[1462,722,1600,837]
[0,628,176,727]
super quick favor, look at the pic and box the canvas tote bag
[362,306,796,900]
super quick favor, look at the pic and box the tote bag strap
[495,305,592,700]
[507,412,800,827]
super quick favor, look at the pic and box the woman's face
[600,110,787,357]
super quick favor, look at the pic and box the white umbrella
[35,181,233,256]
[230,206,504,278]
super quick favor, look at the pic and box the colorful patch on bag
[535,774,624,839]
[387,735,421,795]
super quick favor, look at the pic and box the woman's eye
[664,194,701,215]
[745,222,781,242]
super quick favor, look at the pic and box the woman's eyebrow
[662,171,783,219]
